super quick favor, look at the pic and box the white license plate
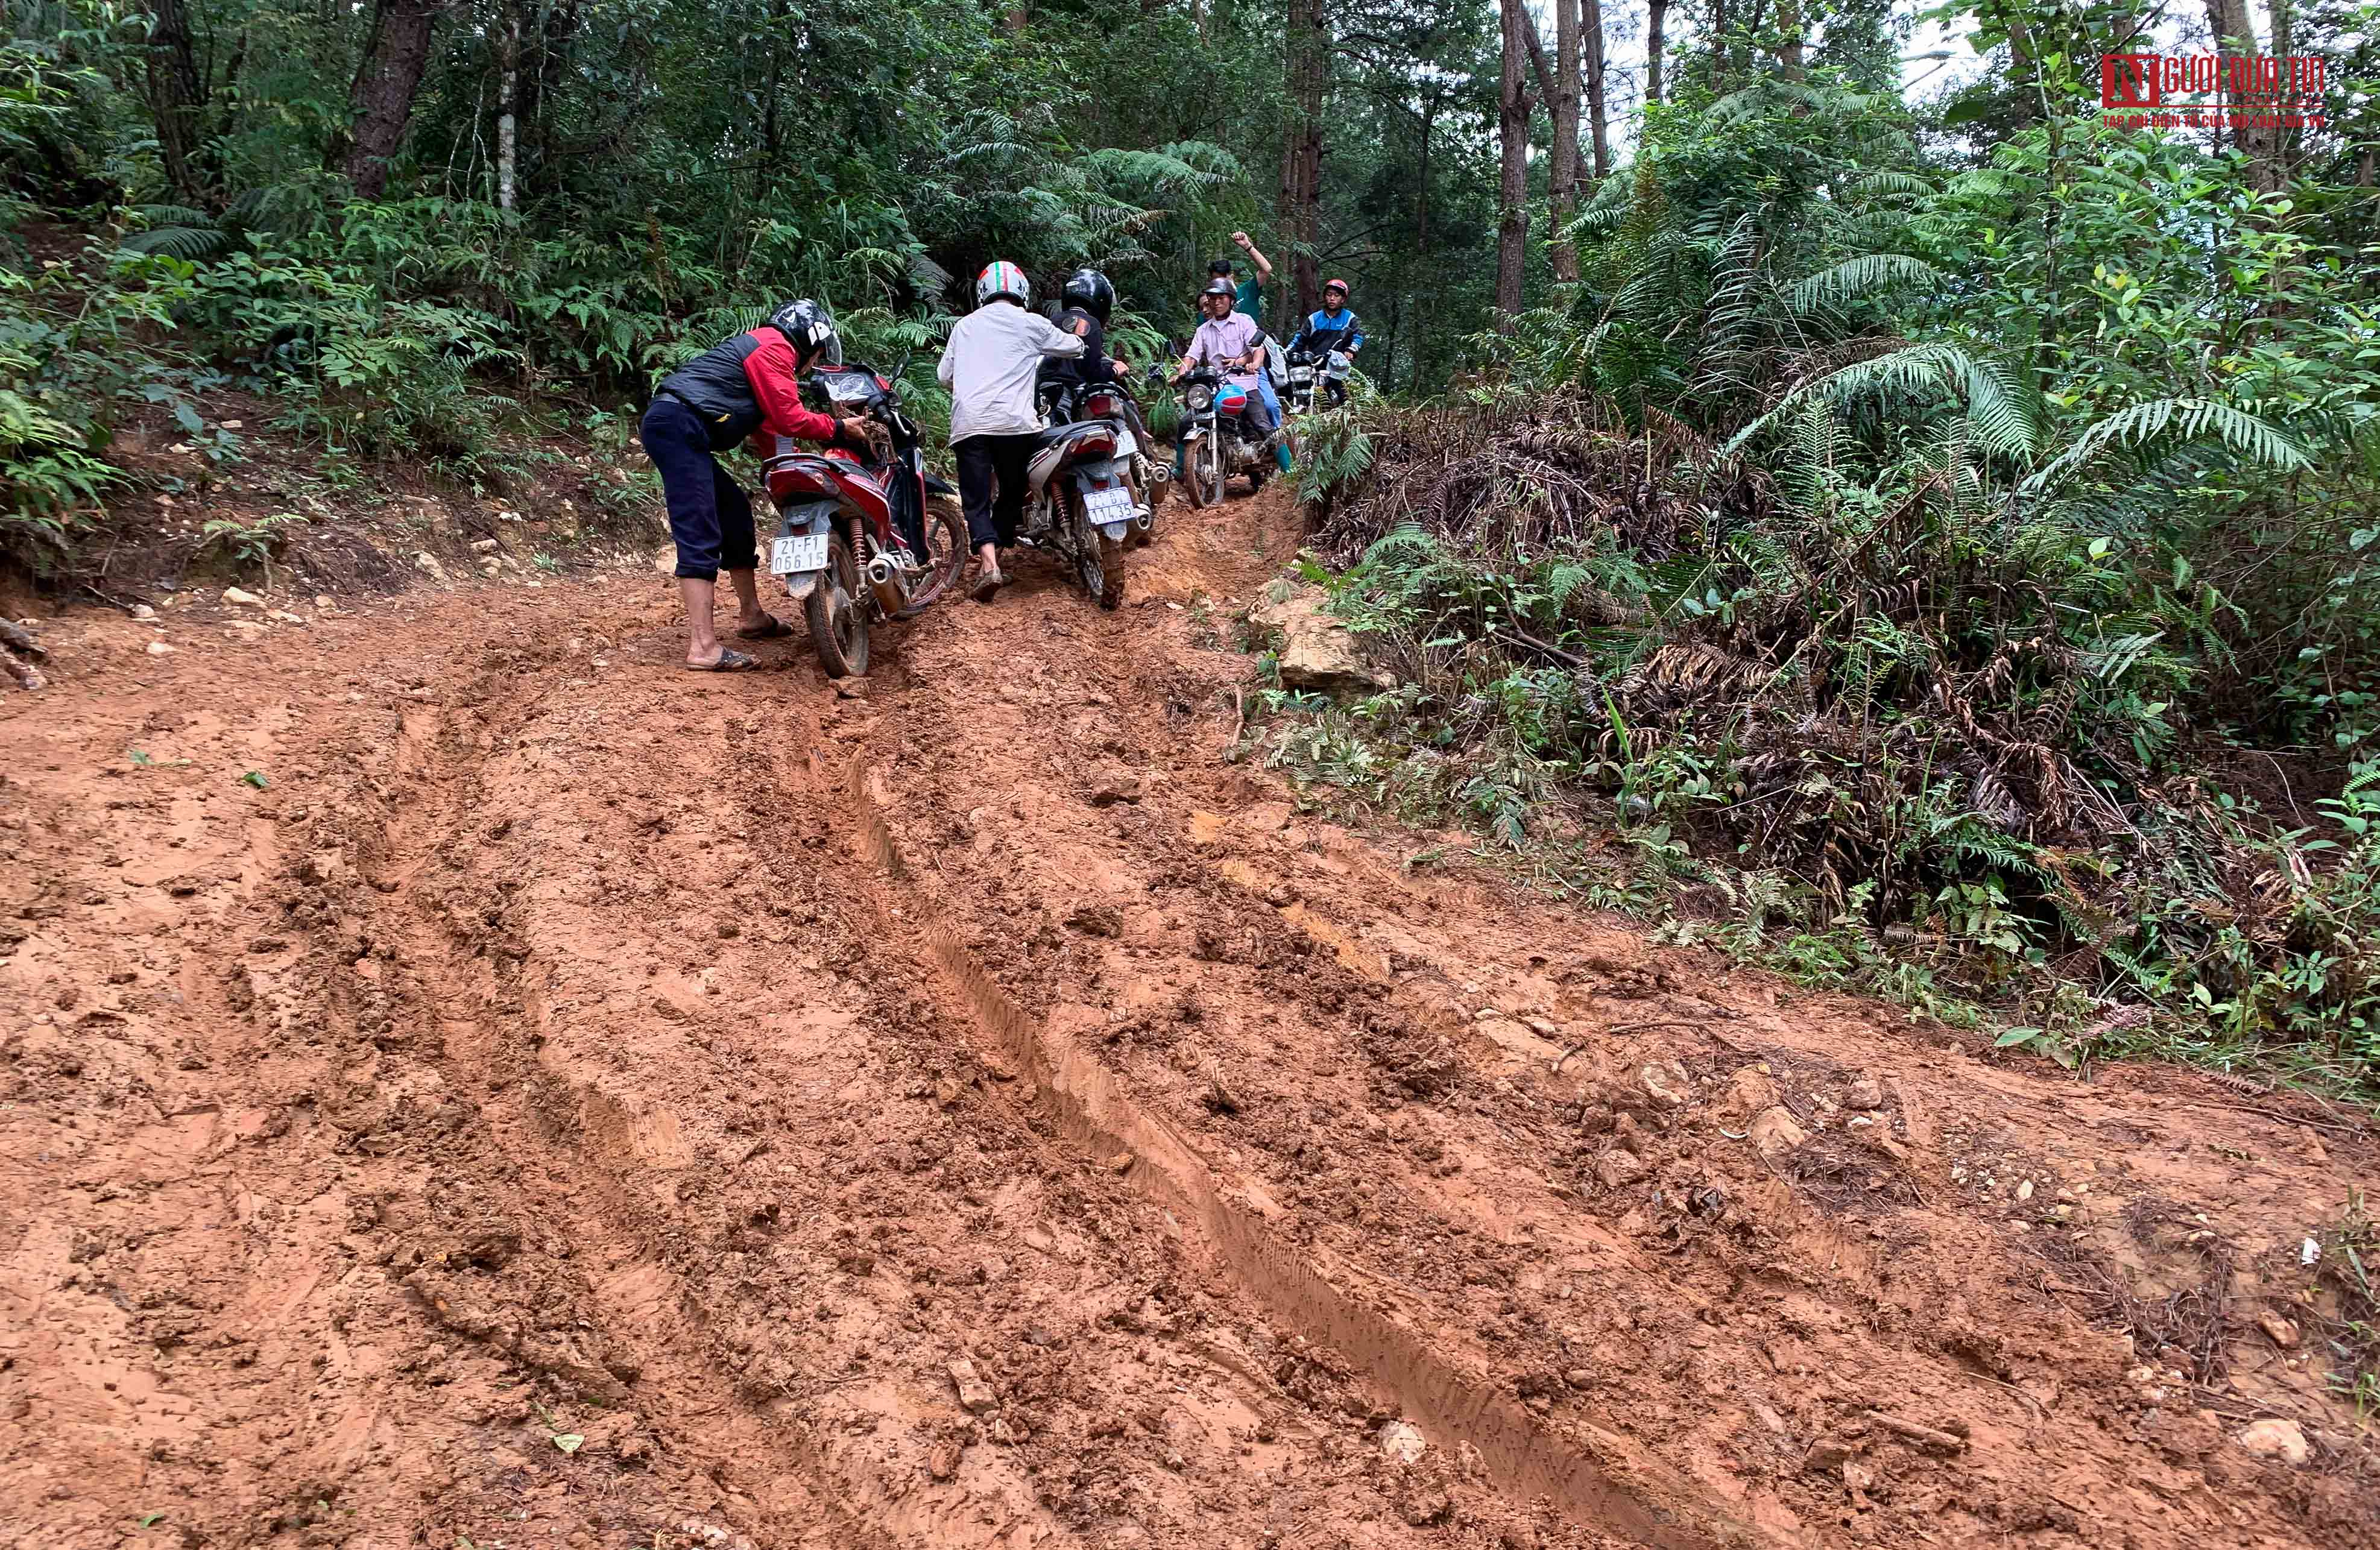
[1084,485,1135,525]
[770,532,828,575]
[1114,426,1138,458]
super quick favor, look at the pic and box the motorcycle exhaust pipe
[865,552,907,615]
[865,553,898,588]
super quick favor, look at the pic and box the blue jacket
[1291,306,1362,356]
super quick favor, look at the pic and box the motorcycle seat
[1033,421,1114,453]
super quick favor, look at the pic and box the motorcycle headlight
[1188,385,1214,412]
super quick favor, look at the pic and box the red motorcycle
[761,360,964,677]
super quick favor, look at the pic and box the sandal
[737,616,794,640]
[970,569,1006,604]
[685,648,761,672]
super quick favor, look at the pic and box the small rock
[128,603,157,620]
[833,679,868,699]
[934,1078,963,1109]
[1596,1149,1649,1188]
[2016,1179,2035,1202]
[2236,1417,2309,1465]
[1638,1060,1691,1108]
[1718,1064,1779,1125]
[1067,903,1123,938]
[145,640,175,656]
[948,1358,997,1414]
[2257,1312,2301,1350]
[927,1440,961,1479]
[415,551,447,581]
[1107,1151,1134,1174]
[1749,1105,1808,1158]
[221,586,265,606]
[1378,1419,1427,1465]
[1804,1438,1857,1472]
[1086,775,1141,807]
[470,537,500,553]
[1846,1077,1884,1110]
[1564,1369,1592,1390]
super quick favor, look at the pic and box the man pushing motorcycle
[642,300,889,672]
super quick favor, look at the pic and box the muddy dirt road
[4,488,2375,1550]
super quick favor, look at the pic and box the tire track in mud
[349,686,912,1550]
[827,746,1759,1550]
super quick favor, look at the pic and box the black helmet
[1061,268,1114,324]
[769,298,841,368]
[1200,277,1236,302]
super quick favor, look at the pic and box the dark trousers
[640,397,756,582]
[955,432,1037,550]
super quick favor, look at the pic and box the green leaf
[241,770,270,789]
[1992,1026,2041,1048]
[552,1433,584,1454]
[137,1513,166,1528]
[173,402,206,436]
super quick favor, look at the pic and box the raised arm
[1234,231,1274,283]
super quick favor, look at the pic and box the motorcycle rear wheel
[804,529,870,679]
[1067,489,1124,611]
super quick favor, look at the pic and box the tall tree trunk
[1708,0,1729,91]
[1280,0,1327,318]
[2268,0,2298,179]
[343,0,441,199]
[1547,0,1582,283]
[1645,0,1667,105]
[496,8,519,210]
[2203,0,2279,191]
[1495,0,1529,324]
[143,0,210,206]
[1778,0,1806,78]
[1580,0,1609,177]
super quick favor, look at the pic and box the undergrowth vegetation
[1270,87,2380,1100]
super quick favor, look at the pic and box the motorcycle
[1011,395,1135,612]
[1279,327,1354,461]
[1166,366,1274,509]
[1036,371,1160,549]
[762,359,965,677]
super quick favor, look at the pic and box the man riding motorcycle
[642,298,887,671]
[1171,278,1281,488]
[1286,277,1365,408]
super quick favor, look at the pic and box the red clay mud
[2,488,2373,1549]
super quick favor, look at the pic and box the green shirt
[1236,275,1263,330]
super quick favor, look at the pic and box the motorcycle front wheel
[894,497,968,619]
[803,528,870,678]
[1194,435,1227,508]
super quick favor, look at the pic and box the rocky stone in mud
[1749,1104,1809,1158]
[948,1357,997,1414]
[1249,582,1392,695]
[1378,1419,1427,1464]
[1596,1149,1649,1188]
[2236,1417,2309,1464]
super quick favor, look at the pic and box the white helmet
[976,260,1030,308]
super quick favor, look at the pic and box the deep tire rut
[834,748,1754,1549]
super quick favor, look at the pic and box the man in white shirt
[937,261,1086,602]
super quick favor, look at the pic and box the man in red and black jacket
[640,299,882,671]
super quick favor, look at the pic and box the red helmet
[1322,277,1350,297]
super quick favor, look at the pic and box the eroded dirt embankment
[1,488,2373,1550]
